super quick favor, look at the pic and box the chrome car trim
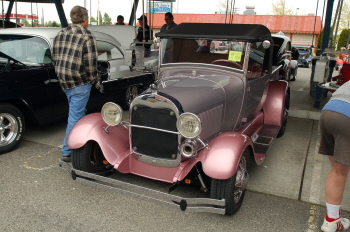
[138,152,182,167]
[59,160,226,215]
[129,93,182,167]
[121,122,179,135]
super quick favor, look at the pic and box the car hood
[157,69,244,114]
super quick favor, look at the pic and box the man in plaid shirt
[52,5,103,162]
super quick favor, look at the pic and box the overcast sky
[1,0,330,24]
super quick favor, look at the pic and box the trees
[217,0,239,14]
[337,29,350,49]
[102,13,112,25]
[338,0,350,31]
[271,0,294,15]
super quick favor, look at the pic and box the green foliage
[318,26,334,49]
[21,19,31,27]
[337,29,350,50]
[45,20,61,27]
[102,13,112,25]
[272,0,294,15]
[338,0,350,31]
[90,16,97,23]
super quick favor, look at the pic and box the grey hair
[70,6,88,24]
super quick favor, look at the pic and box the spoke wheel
[72,141,113,174]
[210,149,250,215]
[0,104,25,154]
[120,85,139,110]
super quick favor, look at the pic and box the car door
[0,34,56,124]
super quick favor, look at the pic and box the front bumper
[59,159,226,215]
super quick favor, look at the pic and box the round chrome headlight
[176,113,201,138]
[101,102,123,126]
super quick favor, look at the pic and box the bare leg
[325,156,350,205]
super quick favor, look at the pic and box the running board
[58,159,226,215]
[252,125,280,155]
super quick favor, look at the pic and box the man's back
[52,24,98,89]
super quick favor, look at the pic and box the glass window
[0,35,51,64]
[96,40,123,61]
[160,38,246,70]
[247,42,266,80]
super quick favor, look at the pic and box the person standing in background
[160,12,177,32]
[52,5,103,162]
[136,15,153,57]
[115,15,125,25]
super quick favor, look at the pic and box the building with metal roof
[146,13,322,47]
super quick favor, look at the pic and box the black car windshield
[0,35,51,64]
[160,38,247,70]
[295,46,311,54]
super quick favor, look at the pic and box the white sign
[148,2,172,13]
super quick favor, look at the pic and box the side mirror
[262,40,271,49]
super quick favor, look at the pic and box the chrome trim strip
[129,93,182,167]
[59,160,226,215]
[272,65,283,75]
[121,122,179,135]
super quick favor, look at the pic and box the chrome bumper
[59,159,226,215]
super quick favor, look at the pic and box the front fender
[201,132,252,180]
[67,113,130,164]
[263,80,289,126]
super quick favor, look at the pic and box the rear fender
[263,80,289,126]
[201,132,252,180]
[67,113,130,164]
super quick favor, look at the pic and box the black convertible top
[156,23,272,42]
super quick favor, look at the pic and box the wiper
[0,51,27,66]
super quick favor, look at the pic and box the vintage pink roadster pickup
[59,23,290,215]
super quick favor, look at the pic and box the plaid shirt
[52,24,103,92]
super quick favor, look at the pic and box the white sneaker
[321,216,350,232]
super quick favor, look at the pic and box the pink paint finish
[202,132,252,180]
[263,80,289,126]
[67,113,130,165]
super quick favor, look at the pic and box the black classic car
[271,33,299,81]
[0,27,155,154]
[59,23,289,216]
[295,45,312,68]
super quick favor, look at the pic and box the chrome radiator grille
[131,105,178,159]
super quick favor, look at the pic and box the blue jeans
[61,84,92,156]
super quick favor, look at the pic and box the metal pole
[321,0,335,55]
[36,2,38,27]
[31,2,33,27]
[332,0,343,48]
[2,0,4,28]
[15,0,17,27]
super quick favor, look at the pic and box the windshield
[159,38,247,70]
[0,35,51,64]
[296,47,311,54]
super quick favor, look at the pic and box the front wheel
[119,85,139,110]
[72,141,113,174]
[0,104,25,154]
[210,150,250,215]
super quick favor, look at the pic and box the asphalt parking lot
[1,67,349,231]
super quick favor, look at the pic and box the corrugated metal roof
[145,13,322,34]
